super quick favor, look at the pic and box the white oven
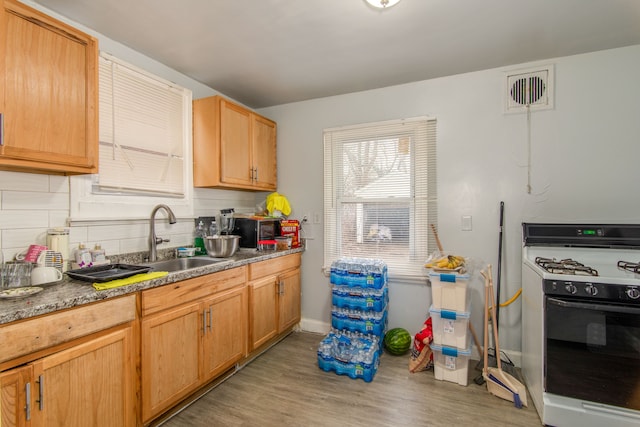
[522,223,640,427]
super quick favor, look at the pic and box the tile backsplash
[0,170,259,263]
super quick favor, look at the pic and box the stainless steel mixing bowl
[204,235,240,257]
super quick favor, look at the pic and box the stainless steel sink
[144,257,226,272]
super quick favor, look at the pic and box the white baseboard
[298,318,330,334]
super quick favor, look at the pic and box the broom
[481,265,528,408]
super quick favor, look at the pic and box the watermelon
[384,328,411,355]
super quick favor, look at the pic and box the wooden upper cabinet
[251,114,277,190]
[220,99,252,186]
[0,0,98,175]
[193,95,277,191]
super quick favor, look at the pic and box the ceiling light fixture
[365,0,401,9]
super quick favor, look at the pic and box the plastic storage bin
[429,272,470,312]
[332,286,388,312]
[317,330,381,382]
[330,258,388,289]
[331,307,388,336]
[429,304,471,349]
[431,343,471,386]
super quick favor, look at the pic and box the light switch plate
[461,215,472,231]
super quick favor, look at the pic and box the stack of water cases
[428,270,472,386]
[317,258,388,382]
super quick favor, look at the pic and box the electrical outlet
[313,212,322,224]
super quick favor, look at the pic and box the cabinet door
[249,276,278,351]
[30,327,135,427]
[278,268,302,333]
[0,0,98,174]
[202,286,248,380]
[141,302,202,422]
[251,114,277,190]
[219,99,252,186]
[0,365,33,427]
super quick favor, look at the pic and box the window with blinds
[323,117,437,280]
[95,53,190,196]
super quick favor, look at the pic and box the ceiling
[35,0,640,109]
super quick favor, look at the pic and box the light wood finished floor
[161,332,542,426]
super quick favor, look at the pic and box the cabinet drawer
[142,266,247,316]
[249,253,301,280]
[0,295,135,363]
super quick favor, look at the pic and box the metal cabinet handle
[278,280,285,295]
[203,309,207,334]
[37,375,44,410]
[0,113,4,146]
[208,307,213,332]
[25,382,31,421]
[249,167,254,181]
[254,168,258,182]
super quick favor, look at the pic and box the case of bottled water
[319,258,388,381]
[331,285,388,312]
[316,329,381,382]
[331,306,388,336]
[329,257,388,289]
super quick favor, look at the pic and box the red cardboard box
[280,220,301,248]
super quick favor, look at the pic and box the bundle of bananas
[425,254,465,270]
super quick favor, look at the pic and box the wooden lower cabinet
[141,302,201,422]
[249,254,302,352]
[202,286,248,380]
[140,268,248,424]
[277,268,302,332]
[0,326,135,427]
[249,276,279,350]
[0,365,31,427]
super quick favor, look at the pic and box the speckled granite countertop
[0,247,304,325]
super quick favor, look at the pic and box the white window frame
[323,116,437,281]
[70,52,194,221]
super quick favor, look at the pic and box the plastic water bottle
[194,221,207,255]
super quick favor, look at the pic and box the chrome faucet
[148,204,177,262]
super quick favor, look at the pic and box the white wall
[259,44,640,356]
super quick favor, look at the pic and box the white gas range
[521,224,640,427]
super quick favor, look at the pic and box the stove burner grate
[535,257,599,276]
[617,260,640,273]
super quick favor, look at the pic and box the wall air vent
[504,64,554,113]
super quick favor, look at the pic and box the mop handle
[487,264,502,370]
[481,268,490,376]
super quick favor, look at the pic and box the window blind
[97,53,188,196]
[323,117,437,280]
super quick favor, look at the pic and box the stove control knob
[565,283,577,295]
[626,287,640,300]
[584,284,598,296]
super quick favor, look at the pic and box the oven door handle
[547,297,640,315]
